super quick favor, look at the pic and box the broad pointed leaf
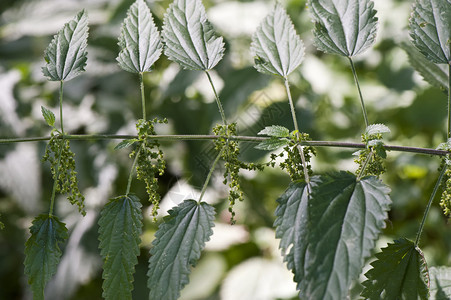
[162,0,225,71]
[308,0,378,57]
[274,178,319,290]
[147,200,215,300]
[255,138,288,151]
[41,106,56,127]
[366,123,390,136]
[410,0,451,65]
[98,195,143,300]
[258,125,290,138]
[24,214,68,300]
[400,41,448,91]
[361,238,429,299]
[429,266,451,299]
[251,3,304,77]
[117,0,163,73]
[302,172,391,299]
[42,10,89,81]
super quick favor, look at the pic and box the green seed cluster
[213,123,264,224]
[355,133,386,177]
[440,164,451,218]
[43,134,85,215]
[131,118,166,219]
[271,132,315,182]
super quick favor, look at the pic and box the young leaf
[42,10,89,81]
[400,41,449,91]
[147,200,215,300]
[162,0,225,71]
[255,138,288,151]
[117,0,163,73]
[114,139,138,150]
[24,214,68,300]
[361,238,429,299]
[429,266,451,299]
[303,172,391,299]
[274,179,319,291]
[258,125,290,138]
[410,0,451,65]
[251,3,304,77]
[366,123,391,136]
[98,195,143,300]
[308,0,378,57]
[41,106,56,127]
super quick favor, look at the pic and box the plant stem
[48,141,64,217]
[199,147,224,203]
[140,72,146,121]
[284,77,310,184]
[356,150,373,181]
[1,134,450,156]
[348,57,369,128]
[415,166,446,246]
[125,143,143,195]
[205,71,227,125]
[448,63,451,139]
[59,81,65,134]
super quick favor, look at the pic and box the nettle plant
[0,0,450,299]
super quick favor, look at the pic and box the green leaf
[42,10,89,81]
[400,41,448,91]
[274,179,318,290]
[308,0,378,57]
[255,138,288,151]
[114,139,138,150]
[361,238,429,299]
[41,106,56,127]
[24,214,68,300]
[410,0,451,65]
[303,172,391,299]
[162,0,225,71]
[251,3,304,77]
[98,195,143,300]
[147,200,215,300]
[429,266,451,299]
[117,0,162,73]
[258,125,290,138]
[366,123,391,136]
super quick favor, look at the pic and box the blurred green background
[0,0,449,299]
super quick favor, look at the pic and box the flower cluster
[42,133,85,215]
[355,132,387,178]
[213,123,264,224]
[131,118,167,219]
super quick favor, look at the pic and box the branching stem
[348,57,369,128]
[59,81,65,134]
[284,77,310,184]
[125,143,143,196]
[205,71,227,125]
[199,147,224,203]
[415,166,446,246]
[356,150,373,181]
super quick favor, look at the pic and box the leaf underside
[255,138,288,151]
[42,10,89,81]
[251,3,304,77]
[410,0,451,65]
[361,238,429,300]
[308,0,378,57]
[117,0,162,73]
[429,266,451,299]
[41,106,56,127]
[147,200,215,300]
[98,195,143,300]
[400,41,449,91]
[162,0,224,71]
[24,214,68,300]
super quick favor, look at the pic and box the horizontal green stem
[0,134,449,156]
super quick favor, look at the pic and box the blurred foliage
[0,0,450,299]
